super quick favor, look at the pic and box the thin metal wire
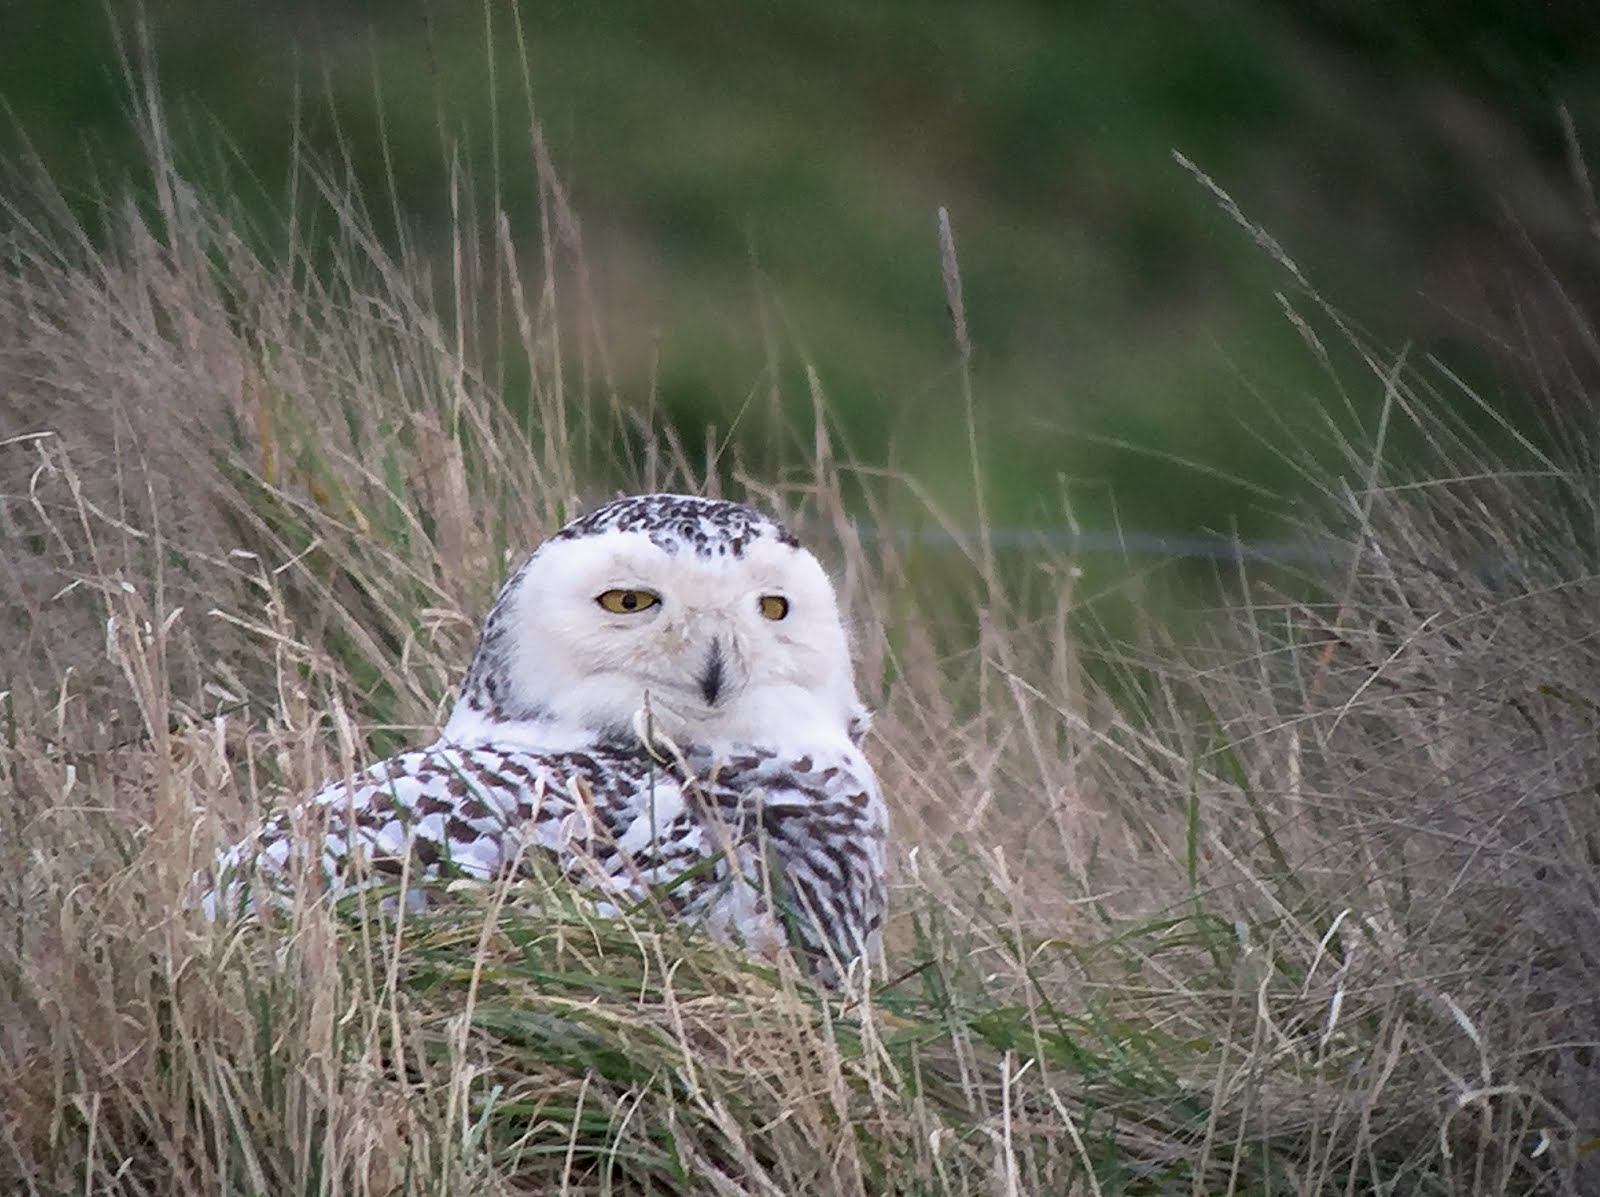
[845,522,1340,565]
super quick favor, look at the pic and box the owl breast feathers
[203,493,889,985]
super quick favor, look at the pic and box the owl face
[446,496,869,752]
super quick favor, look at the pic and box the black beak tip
[698,640,725,705]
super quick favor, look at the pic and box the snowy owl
[205,493,887,984]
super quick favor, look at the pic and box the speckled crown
[550,494,800,559]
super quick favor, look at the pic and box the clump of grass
[3,49,1598,1197]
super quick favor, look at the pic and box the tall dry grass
[2,49,1597,1197]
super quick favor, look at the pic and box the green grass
[7,1,1597,547]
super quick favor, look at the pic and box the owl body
[206,494,888,982]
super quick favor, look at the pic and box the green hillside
[7,1,1598,545]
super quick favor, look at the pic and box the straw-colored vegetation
[3,65,1598,1197]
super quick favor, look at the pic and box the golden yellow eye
[758,594,789,621]
[596,588,660,614]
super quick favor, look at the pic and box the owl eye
[597,588,660,614]
[758,595,789,621]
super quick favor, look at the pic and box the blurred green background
[7,0,1600,561]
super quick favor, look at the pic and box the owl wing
[682,747,888,981]
[205,743,591,915]
[201,740,888,985]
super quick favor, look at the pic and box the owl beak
[697,637,726,705]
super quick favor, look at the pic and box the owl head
[443,494,871,752]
